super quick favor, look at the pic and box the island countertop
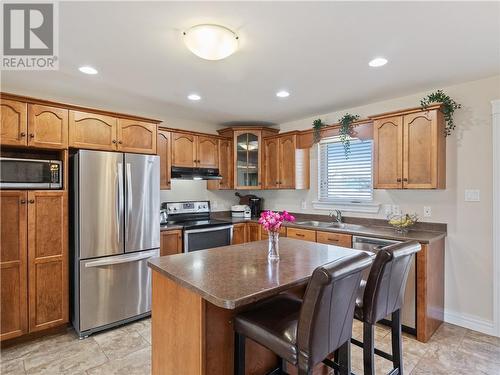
[148,238,371,309]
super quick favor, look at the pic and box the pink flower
[258,210,295,233]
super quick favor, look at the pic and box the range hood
[171,167,222,180]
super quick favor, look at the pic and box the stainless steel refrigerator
[70,150,160,337]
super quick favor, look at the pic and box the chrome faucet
[329,209,343,223]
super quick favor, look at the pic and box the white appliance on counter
[70,150,160,338]
[231,205,251,218]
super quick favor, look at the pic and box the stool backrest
[362,241,421,324]
[296,252,372,369]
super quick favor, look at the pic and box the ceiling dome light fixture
[78,66,98,75]
[183,24,239,61]
[187,93,201,101]
[368,57,388,67]
[276,90,290,98]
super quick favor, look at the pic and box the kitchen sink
[295,220,346,229]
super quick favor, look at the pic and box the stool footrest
[350,337,394,362]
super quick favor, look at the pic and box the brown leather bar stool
[234,252,373,375]
[351,241,421,375]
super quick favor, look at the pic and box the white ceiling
[2,1,500,126]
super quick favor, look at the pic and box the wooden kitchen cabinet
[0,99,28,147]
[197,136,218,168]
[158,130,171,190]
[27,104,68,149]
[285,227,316,242]
[160,230,183,256]
[117,119,157,154]
[260,226,287,239]
[69,110,117,151]
[27,191,68,332]
[207,138,233,190]
[0,191,28,341]
[263,133,310,190]
[247,222,261,242]
[316,231,352,248]
[171,132,197,167]
[373,106,445,189]
[232,223,247,245]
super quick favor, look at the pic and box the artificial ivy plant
[420,90,462,136]
[338,113,360,158]
[312,118,326,144]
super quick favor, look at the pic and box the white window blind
[318,138,373,202]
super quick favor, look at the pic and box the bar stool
[234,252,373,375]
[351,241,421,375]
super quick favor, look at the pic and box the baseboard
[444,309,497,336]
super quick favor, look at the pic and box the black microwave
[0,157,63,189]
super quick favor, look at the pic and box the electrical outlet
[301,200,307,209]
[465,189,480,202]
[423,206,432,217]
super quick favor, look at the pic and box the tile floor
[1,319,499,374]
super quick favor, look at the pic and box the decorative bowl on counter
[387,213,419,233]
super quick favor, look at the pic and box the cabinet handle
[295,233,305,237]
[118,141,123,144]
[328,238,339,242]
[29,133,35,138]
[20,132,26,137]
[397,178,402,182]
[20,199,26,204]
[29,199,34,204]
[112,140,117,144]
[403,178,408,182]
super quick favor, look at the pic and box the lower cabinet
[160,230,183,256]
[247,222,261,242]
[232,223,247,245]
[0,190,68,341]
[286,227,316,242]
[316,231,352,248]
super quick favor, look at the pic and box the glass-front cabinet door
[235,131,261,189]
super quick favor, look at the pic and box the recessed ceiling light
[183,24,239,61]
[368,57,388,67]
[276,90,290,98]
[78,66,98,75]
[187,94,201,101]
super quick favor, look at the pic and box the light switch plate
[465,189,480,202]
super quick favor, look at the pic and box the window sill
[312,201,380,214]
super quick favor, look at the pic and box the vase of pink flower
[258,210,296,260]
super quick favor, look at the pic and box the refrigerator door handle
[117,162,124,242]
[125,162,132,243]
[84,252,156,268]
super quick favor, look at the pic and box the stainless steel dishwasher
[352,235,416,334]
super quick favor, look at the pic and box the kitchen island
[148,238,370,375]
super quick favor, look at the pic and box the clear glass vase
[267,231,280,261]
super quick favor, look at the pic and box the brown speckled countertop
[212,213,446,244]
[148,238,373,309]
[160,224,183,231]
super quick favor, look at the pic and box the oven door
[184,225,233,253]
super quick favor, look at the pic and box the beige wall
[244,75,500,329]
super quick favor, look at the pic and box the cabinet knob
[118,141,123,144]
[397,178,402,182]
[112,140,117,144]
[29,199,34,204]
[20,199,26,204]
[403,178,408,182]
[20,132,26,137]
[29,133,35,138]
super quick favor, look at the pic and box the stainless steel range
[162,201,233,253]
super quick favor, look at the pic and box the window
[318,138,373,202]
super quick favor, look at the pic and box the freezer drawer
[78,249,159,332]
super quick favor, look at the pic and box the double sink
[294,220,363,231]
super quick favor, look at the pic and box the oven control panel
[164,201,210,214]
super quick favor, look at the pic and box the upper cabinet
[158,130,171,190]
[207,138,233,190]
[1,99,28,147]
[373,107,445,189]
[171,132,219,169]
[1,100,68,149]
[69,111,117,151]
[69,111,157,154]
[28,104,68,149]
[263,134,310,190]
[117,119,157,154]
[234,130,261,189]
